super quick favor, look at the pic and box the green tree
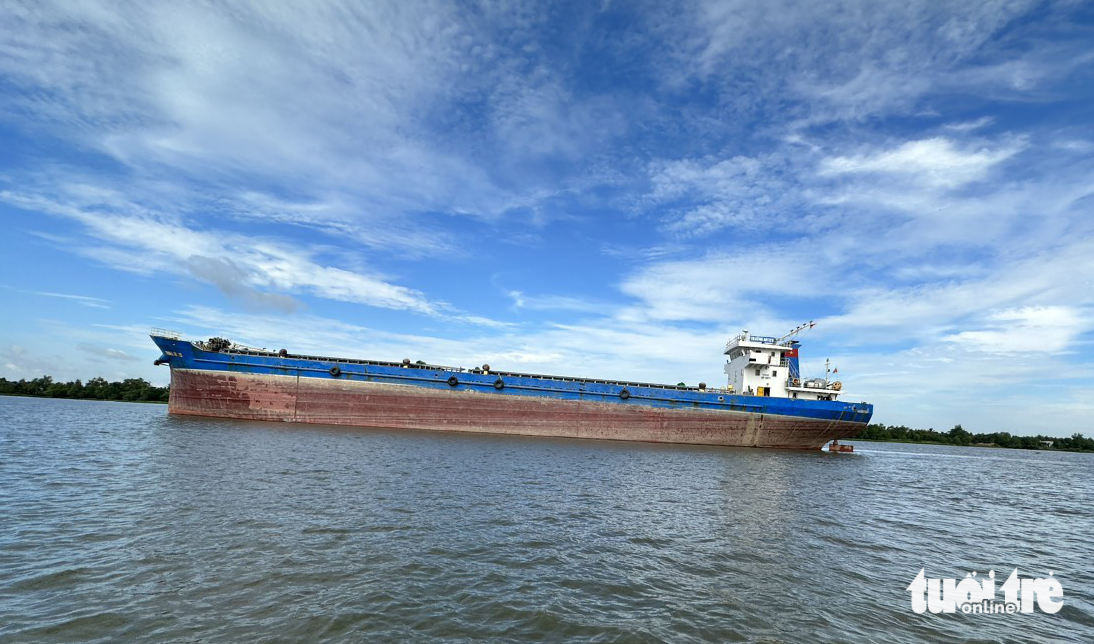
[0,374,167,403]
[948,424,971,445]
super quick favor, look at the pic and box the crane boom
[778,321,815,343]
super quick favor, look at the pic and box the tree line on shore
[855,423,1094,452]
[0,376,168,403]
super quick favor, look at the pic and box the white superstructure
[723,329,844,401]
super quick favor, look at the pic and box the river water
[1,396,1091,643]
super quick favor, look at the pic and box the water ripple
[1,397,1091,643]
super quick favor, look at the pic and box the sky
[1,0,1092,436]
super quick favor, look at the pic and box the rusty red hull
[168,369,862,449]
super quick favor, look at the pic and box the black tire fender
[494,378,504,390]
[329,366,341,377]
[619,388,630,400]
[447,376,459,387]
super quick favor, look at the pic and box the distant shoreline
[852,437,992,446]
[848,435,1072,450]
[849,437,1092,454]
[0,375,169,404]
[854,422,1092,453]
[0,392,167,404]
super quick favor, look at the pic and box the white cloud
[821,342,1094,433]
[21,289,111,309]
[184,256,300,313]
[659,0,1053,125]
[942,306,1088,354]
[819,137,1022,189]
[821,235,1094,347]
[506,290,606,314]
[0,344,59,380]
[0,188,444,315]
[617,247,827,323]
[77,342,139,362]
[643,154,810,238]
[943,117,994,132]
[0,318,170,383]
[0,0,601,240]
[228,191,460,260]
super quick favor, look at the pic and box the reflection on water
[1,397,1091,643]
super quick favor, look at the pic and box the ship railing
[743,358,791,368]
[150,327,181,339]
[230,342,270,352]
[215,344,734,395]
[726,334,787,352]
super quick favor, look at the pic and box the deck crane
[775,321,815,384]
[777,321,815,344]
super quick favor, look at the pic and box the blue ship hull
[152,334,873,449]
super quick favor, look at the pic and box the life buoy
[619,388,630,400]
[447,376,459,387]
[329,366,341,377]
[494,378,504,390]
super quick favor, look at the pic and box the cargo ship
[150,326,872,449]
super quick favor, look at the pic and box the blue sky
[1,1,1092,436]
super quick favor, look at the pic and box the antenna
[778,321,815,343]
